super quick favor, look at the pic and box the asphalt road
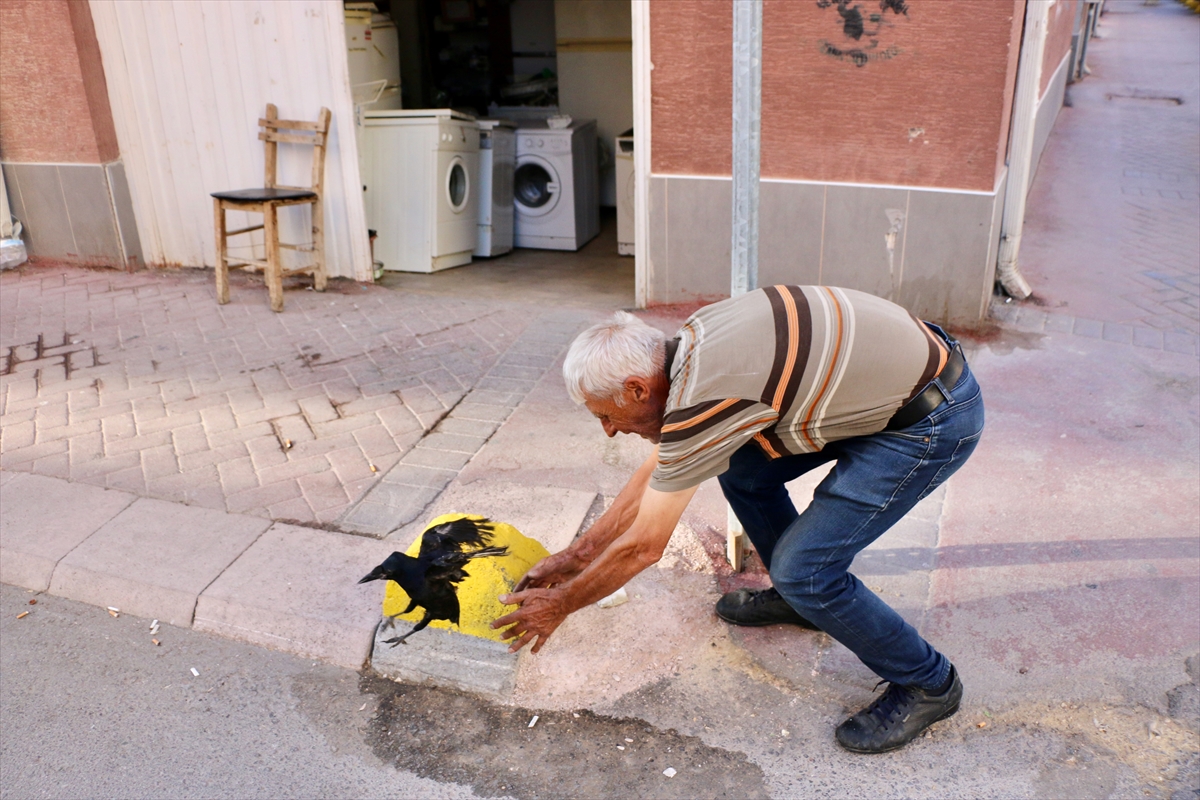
[0,583,480,800]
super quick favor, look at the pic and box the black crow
[359,516,508,646]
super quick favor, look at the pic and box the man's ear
[624,376,651,402]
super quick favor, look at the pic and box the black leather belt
[885,345,966,431]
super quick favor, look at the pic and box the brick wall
[650,0,1024,193]
[0,0,117,163]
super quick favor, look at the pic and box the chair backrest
[258,103,332,195]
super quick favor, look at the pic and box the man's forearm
[567,447,658,565]
[559,483,698,614]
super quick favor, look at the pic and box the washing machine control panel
[437,122,479,150]
[521,135,570,154]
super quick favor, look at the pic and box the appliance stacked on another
[615,129,635,256]
[474,120,516,257]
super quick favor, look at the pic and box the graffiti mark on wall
[816,0,909,68]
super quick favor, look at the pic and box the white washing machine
[361,109,479,273]
[474,120,515,257]
[513,119,600,251]
[615,129,635,256]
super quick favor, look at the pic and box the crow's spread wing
[425,562,471,587]
[418,517,497,559]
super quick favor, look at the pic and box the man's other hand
[492,587,568,653]
[513,550,587,592]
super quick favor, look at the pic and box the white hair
[563,311,666,405]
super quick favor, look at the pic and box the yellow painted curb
[381,513,551,643]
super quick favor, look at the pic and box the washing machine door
[445,155,471,214]
[434,150,478,257]
[514,155,561,217]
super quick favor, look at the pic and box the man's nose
[601,419,617,437]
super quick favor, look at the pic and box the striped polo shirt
[650,285,948,492]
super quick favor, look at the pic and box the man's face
[584,379,665,443]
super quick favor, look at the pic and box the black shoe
[835,666,963,754]
[714,587,820,629]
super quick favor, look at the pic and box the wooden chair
[212,104,331,312]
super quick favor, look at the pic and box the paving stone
[1101,322,1134,344]
[205,421,275,448]
[104,464,147,494]
[105,430,173,457]
[267,496,316,522]
[339,500,407,536]
[1042,313,1074,334]
[194,523,396,669]
[33,400,69,430]
[225,479,304,515]
[379,463,456,489]
[298,394,339,424]
[217,457,260,496]
[297,469,351,512]
[245,434,288,469]
[141,444,180,480]
[337,394,401,418]
[49,497,270,627]
[351,425,403,459]
[435,417,501,438]
[256,455,332,486]
[1132,327,1165,349]
[1,420,35,449]
[31,453,71,479]
[403,446,473,471]
[1072,317,1104,338]
[452,403,513,423]
[311,414,380,438]
[326,446,376,483]
[419,432,489,454]
[1163,331,1198,355]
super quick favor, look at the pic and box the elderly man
[493,285,984,753]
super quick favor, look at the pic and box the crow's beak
[358,570,381,584]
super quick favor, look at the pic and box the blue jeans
[718,331,984,690]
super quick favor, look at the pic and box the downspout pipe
[996,0,1050,300]
[731,0,762,298]
[727,0,763,570]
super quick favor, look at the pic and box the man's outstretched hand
[513,550,587,592]
[492,587,569,653]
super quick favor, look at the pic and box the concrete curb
[0,468,596,687]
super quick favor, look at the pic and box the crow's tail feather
[466,545,508,560]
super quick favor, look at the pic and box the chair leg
[312,198,327,292]
[264,203,284,312]
[214,198,230,304]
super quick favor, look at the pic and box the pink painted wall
[0,0,118,163]
[651,0,1024,193]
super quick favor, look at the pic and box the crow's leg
[383,612,433,646]
[380,598,419,632]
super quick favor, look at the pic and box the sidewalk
[1,2,1197,797]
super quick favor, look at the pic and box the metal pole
[731,0,762,298]
[727,0,762,570]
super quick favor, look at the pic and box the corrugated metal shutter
[89,0,371,280]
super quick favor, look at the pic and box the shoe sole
[835,702,961,755]
[715,609,820,629]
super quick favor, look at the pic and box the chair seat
[211,187,316,202]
